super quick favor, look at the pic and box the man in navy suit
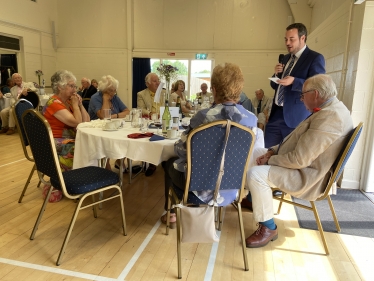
[264,23,325,148]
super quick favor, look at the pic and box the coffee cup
[167,129,177,139]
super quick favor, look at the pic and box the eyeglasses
[300,89,315,99]
[67,84,78,90]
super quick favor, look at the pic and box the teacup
[167,129,177,139]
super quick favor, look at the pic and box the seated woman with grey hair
[42,70,90,202]
[88,75,130,120]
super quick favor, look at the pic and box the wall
[0,0,57,84]
[133,0,293,99]
[308,0,374,189]
[55,0,130,104]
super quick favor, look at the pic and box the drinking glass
[140,117,148,132]
[103,109,111,122]
[154,121,162,135]
[181,119,190,130]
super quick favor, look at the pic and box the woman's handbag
[174,120,232,243]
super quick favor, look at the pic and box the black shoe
[145,164,157,177]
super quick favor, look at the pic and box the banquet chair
[272,122,363,255]
[12,99,42,203]
[22,91,40,109]
[165,120,255,278]
[22,109,127,266]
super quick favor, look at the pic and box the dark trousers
[162,157,186,212]
[264,104,295,148]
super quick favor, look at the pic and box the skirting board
[341,179,360,189]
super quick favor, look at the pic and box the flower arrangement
[35,70,44,88]
[156,64,179,83]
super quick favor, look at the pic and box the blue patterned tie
[277,55,296,105]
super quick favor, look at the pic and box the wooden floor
[0,132,373,281]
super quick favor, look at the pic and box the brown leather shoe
[246,223,278,248]
[0,127,9,134]
[241,198,253,211]
[6,128,15,135]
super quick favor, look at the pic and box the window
[150,58,212,100]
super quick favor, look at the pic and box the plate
[102,128,118,131]
[165,136,179,140]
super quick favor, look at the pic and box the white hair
[145,73,159,86]
[81,77,91,84]
[51,70,77,94]
[305,74,337,100]
[98,75,119,92]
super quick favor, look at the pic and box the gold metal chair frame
[165,120,255,278]
[272,122,363,255]
[22,109,127,265]
[12,103,42,203]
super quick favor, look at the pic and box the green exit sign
[195,53,208,59]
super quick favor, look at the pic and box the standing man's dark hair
[286,23,308,42]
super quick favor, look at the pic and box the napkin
[127,132,154,139]
[149,134,165,141]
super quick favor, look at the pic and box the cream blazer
[268,97,353,201]
[137,88,165,115]
[10,82,37,106]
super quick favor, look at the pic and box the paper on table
[268,77,280,84]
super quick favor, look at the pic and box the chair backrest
[22,109,63,189]
[183,120,255,203]
[22,91,40,109]
[12,99,34,161]
[318,122,363,200]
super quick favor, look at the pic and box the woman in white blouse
[170,80,193,116]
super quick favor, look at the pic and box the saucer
[102,128,118,131]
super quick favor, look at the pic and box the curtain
[132,58,151,109]
[0,54,18,86]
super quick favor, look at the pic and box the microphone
[277,54,285,78]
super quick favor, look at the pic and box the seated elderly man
[78,77,97,99]
[196,83,212,104]
[161,63,259,228]
[244,74,353,248]
[251,89,272,130]
[0,73,37,135]
[137,72,165,176]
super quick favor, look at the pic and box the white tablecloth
[73,122,177,169]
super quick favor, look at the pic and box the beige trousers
[246,147,276,222]
[0,107,15,128]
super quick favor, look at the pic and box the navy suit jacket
[269,46,325,128]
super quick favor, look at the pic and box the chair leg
[217,206,223,231]
[56,195,85,266]
[237,202,249,271]
[176,206,182,279]
[327,195,341,232]
[118,189,127,236]
[310,201,329,255]
[166,188,172,235]
[30,185,53,240]
[19,164,37,203]
[91,195,98,218]
[275,192,285,215]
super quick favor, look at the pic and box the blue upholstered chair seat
[51,166,119,195]
[172,185,239,207]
